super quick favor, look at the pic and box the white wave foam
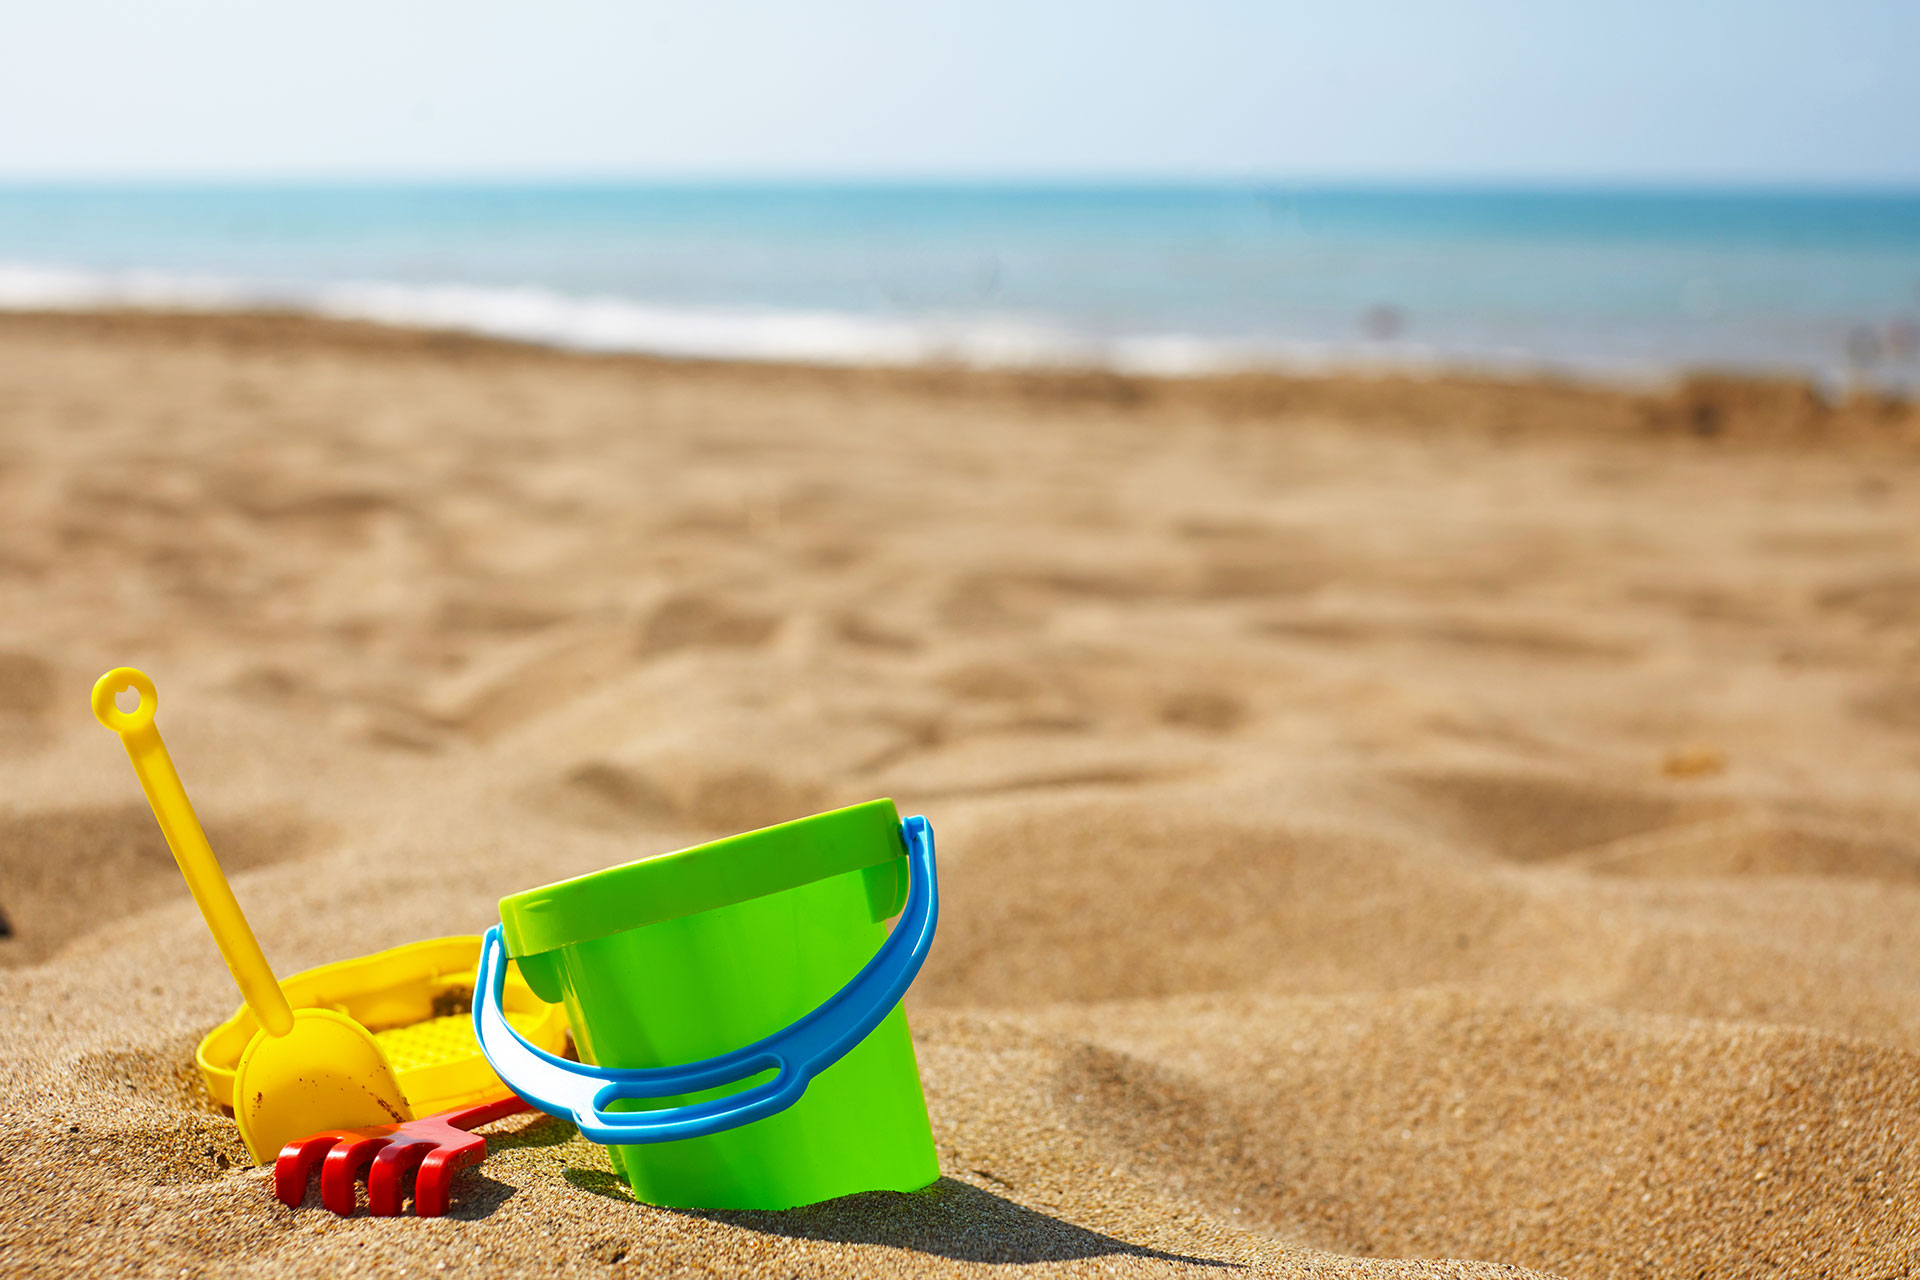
[313,279,1081,368]
[0,263,267,312]
[0,260,1665,384]
[0,261,1128,368]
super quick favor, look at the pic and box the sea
[1,184,1916,388]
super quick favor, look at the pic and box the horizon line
[1,173,1919,196]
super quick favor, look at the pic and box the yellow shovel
[91,667,413,1163]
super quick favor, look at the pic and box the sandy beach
[4,309,1920,1278]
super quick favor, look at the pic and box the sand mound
[3,311,1919,1277]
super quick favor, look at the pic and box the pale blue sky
[3,0,1915,184]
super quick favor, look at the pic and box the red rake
[275,1091,533,1217]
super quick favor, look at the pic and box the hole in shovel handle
[91,667,156,734]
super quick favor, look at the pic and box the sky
[2,0,1916,185]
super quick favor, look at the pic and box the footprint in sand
[1177,520,1334,601]
[0,803,317,967]
[1816,570,1920,628]
[638,593,781,657]
[833,611,922,653]
[1158,688,1248,733]
[0,651,55,717]
[0,651,58,755]
[534,761,821,836]
[1568,813,1920,884]
[1392,768,1705,865]
[934,658,1102,735]
[1853,680,1920,736]
[1399,768,1920,884]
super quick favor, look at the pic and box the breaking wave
[0,261,1500,379]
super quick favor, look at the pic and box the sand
[2,309,1918,1278]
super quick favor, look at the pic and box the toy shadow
[565,1171,1237,1267]
[444,1170,518,1220]
[279,1168,523,1220]
[485,1113,576,1152]
[434,1115,570,1219]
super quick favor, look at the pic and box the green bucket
[474,798,941,1210]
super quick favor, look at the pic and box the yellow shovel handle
[91,668,294,1037]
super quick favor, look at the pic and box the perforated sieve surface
[373,1014,482,1072]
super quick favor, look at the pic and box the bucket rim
[498,797,905,958]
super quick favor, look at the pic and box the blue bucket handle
[473,814,939,1144]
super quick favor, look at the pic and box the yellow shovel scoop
[91,667,413,1163]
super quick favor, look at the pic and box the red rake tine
[276,1092,533,1218]
[275,1122,397,1212]
[322,1130,401,1214]
[368,1093,530,1217]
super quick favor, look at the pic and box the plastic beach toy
[92,667,410,1162]
[474,799,941,1210]
[275,1089,533,1217]
[91,667,569,1164]
[195,936,566,1120]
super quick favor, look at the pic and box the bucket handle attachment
[472,815,939,1145]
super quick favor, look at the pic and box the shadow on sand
[565,1170,1238,1267]
[437,1114,571,1219]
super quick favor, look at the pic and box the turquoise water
[1,184,1915,384]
